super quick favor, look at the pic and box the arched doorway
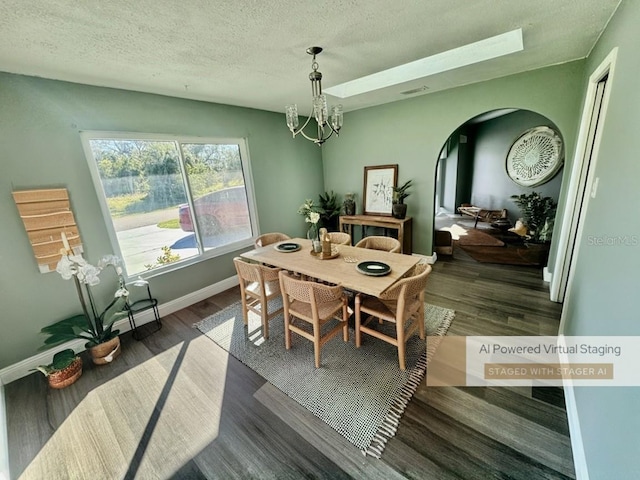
[432,108,564,270]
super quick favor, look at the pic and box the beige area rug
[195,300,455,458]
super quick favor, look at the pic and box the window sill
[129,236,256,281]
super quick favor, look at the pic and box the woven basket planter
[48,356,83,389]
[89,336,121,365]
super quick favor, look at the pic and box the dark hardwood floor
[5,245,573,479]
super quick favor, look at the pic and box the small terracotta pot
[89,336,121,365]
[48,357,83,389]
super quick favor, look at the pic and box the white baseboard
[0,275,239,386]
[543,267,552,283]
[0,380,9,480]
[558,335,589,480]
[563,383,589,480]
[413,252,437,264]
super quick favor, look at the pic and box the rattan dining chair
[328,231,351,245]
[354,235,401,253]
[278,271,350,368]
[355,262,432,370]
[233,257,283,339]
[255,232,291,248]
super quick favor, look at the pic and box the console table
[339,215,413,254]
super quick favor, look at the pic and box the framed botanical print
[363,164,398,215]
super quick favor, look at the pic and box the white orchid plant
[40,253,130,350]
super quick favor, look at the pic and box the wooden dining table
[240,237,421,297]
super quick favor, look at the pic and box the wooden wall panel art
[13,188,84,273]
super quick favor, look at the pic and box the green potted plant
[41,253,130,365]
[391,180,413,219]
[510,192,557,243]
[318,190,341,230]
[342,192,356,216]
[511,192,557,264]
[34,348,83,389]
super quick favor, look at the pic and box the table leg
[355,294,362,348]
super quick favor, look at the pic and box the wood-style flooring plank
[253,382,409,480]
[389,400,571,480]
[419,387,574,477]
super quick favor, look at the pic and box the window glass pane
[86,137,255,278]
[180,143,253,251]
[89,139,196,275]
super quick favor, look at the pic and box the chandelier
[285,47,343,146]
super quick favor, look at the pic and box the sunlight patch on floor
[439,224,469,240]
[21,340,229,479]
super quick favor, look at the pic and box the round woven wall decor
[506,126,564,187]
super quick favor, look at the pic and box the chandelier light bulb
[285,104,299,130]
[330,104,343,131]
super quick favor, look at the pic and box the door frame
[550,47,618,304]
[554,47,618,480]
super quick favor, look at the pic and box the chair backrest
[328,231,351,245]
[355,235,401,253]
[379,262,432,302]
[279,271,343,308]
[255,232,291,248]
[233,257,280,285]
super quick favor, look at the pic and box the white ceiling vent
[400,86,429,95]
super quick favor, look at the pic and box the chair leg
[261,299,269,339]
[283,311,291,350]
[397,319,406,371]
[240,294,249,325]
[418,303,425,340]
[342,303,349,342]
[313,326,321,368]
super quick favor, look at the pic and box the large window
[81,133,257,277]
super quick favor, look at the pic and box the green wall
[561,0,640,477]
[322,61,585,257]
[0,73,322,369]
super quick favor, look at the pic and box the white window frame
[80,131,259,279]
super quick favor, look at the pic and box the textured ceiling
[0,0,621,113]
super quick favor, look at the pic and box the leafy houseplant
[34,348,83,389]
[41,253,130,365]
[342,192,356,215]
[511,192,557,244]
[318,191,341,230]
[391,180,413,219]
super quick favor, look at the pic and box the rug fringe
[361,308,455,458]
